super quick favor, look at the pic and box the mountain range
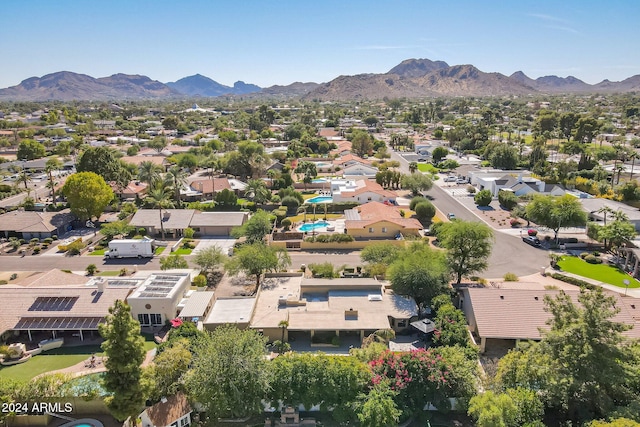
[0,58,639,101]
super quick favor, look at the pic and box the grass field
[172,248,193,255]
[417,163,440,174]
[0,334,156,382]
[89,248,105,256]
[557,256,640,288]
[287,213,343,223]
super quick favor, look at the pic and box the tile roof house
[109,180,148,200]
[344,201,422,239]
[333,153,373,168]
[459,287,640,353]
[129,209,248,237]
[0,209,75,239]
[0,280,132,343]
[470,171,566,197]
[331,179,396,204]
[187,178,232,199]
[139,393,192,427]
[579,197,640,231]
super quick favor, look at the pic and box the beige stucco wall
[348,220,420,239]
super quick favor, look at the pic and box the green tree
[244,179,272,204]
[215,188,238,209]
[45,157,62,204]
[361,242,402,264]
[100,220,134,240]
[589,419,640,427]
[498,190,518,210]
[77,146,131,189]
[17,139,46,160]
[409,196,428,210]
[231,210,273,244]
[145,338,192,401]
[474,189,493,207]
[414,200,436,222]
[439,220,494,285]
[468,390,518,427]
[433,301,473,349]
[225,242,290,287]
[294,161,318,189]
[357,382,401,427]
[137,160,162,186]
[193,246,226,275]
[401,173,433,196]
[164,165,187,205]
[145,183,174,239]
[160,254,188,270]
[350,130,374,157]
[185,325,269,419]
[147,135,167,153]
[98,300,146,421]
[62,172,114,220]
[600,217,636,256]
[387,242,450,307]
[525,194,587,242]
[432,146,449,163]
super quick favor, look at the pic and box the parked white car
[444,175,457,182]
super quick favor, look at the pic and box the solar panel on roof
[14,316,104,330]
[28,297,79,312]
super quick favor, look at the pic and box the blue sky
[1,0,638,89]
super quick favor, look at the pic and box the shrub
[580,252,589,259]
[466,185,476,194]
[43,237,53,244]
[510,218,520,227]
[9,273,17,280]
[474,189,492,207]
[414,201,436,222]
[309,262,336,278]
[184,227,195,239]
[498,190,518,210]
[331,336,341,346]
[528,229,538,236]
[86,264,98,276]
[193,274,207,288]
[551,273,596,290]
[281,218,292,230]
[270,195,281,204]
[503,272,519,282]
[409,196,428,210]
[66,239,86,255]
[584,254,602,264]
[305,234,354,243]
[119,268,128,276]
[281,196,300,214]
[32,247,41,254]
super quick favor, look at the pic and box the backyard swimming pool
[299,221,330,232]
[306,196,333,204]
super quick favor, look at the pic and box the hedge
[304,234,354,243]
[550,273,597,290]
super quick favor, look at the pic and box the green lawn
[0,334,156,382]
[0,345,103,382]
[96,270,121,277]
[557,256,640,288]
[89,248,106,256]
[417,163,440,174]
[154,246,166,255]
[172,248,193,255]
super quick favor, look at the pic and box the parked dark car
[522,236,541,247]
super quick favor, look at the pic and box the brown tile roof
[347,181,397,199]
[17,269,91,288]
[0,285,132,336]
[462,288,640,340]
[189,178,231,195]
[345,201,422,230]
[0,209,75,233]
[130,209,195,230]
[109,180,148,196]
[143,393,192,427]
[120,156,166,166]
[333,153,372,166]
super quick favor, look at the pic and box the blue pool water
[299,221,330,232]
[312,178,328,183]
[306,196,333,204]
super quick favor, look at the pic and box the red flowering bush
[527,229,538,236]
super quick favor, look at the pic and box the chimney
[96,278,105,293]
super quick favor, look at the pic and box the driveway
[193,237,236,255]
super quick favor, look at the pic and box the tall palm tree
[629,151,638,180]
[164,165,187,206]
[145,183,174,239]
[15,167,30,191]
[45,157,62,204]
[409,162,418,174]
[266,169,278,189]
[138,161,162,186]
[597,205,615,226]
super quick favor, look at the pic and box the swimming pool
[306,196,333,204]
[59,419,104,427]
[299,221,330,232]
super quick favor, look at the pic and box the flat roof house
[127,272,192,327]
[250,276,418,344]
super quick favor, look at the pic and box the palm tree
[164,165,187,206]
[145,183,174,239]
[45,158,62,203]
[630,151,638,180]
[278,319,289,342]
[266,169,278,189]
[138,161,162,186]
[409,162,418,174]
[15,167,30,191]
[597,205,615,226]
[245,179,271,205]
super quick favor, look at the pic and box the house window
[369,227,374,233]
[179,415,191,426]
[382,227,387,233]
[138,314,150,326]
[150,314,162,325]
[397,320,407,328]
[367,197,372,201]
